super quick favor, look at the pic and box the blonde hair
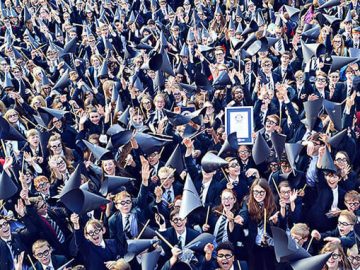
[339,210,357,224]
[32,239,51,254]
[290,223,310,239]
[26,129,39,138]
[114,191,131,202]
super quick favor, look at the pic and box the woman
[48,154,74,186]
[139,95,153,121]
[238,178,278,270]
[334,151,358,191]
[331,34,348,56]
[320,242,352,270]
[47,133,79,163]
[209,8,226,36]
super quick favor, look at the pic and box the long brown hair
[320,242,352,270]
[247,179,276,222]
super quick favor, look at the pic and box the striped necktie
[46,216,65,244]
[216,215,227,243]
[199,184,205,205]
[124,215,132,239]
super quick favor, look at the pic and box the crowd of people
[0,0,360,269]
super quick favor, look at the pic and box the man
[30,239,67,270]
[202,241,248,270]
[0,215,28,270]
[159,209,200,262]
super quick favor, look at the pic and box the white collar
[41,260,54,270]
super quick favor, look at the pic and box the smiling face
[279,186,291,203]
[170,213,187,234]
[102,159,116,175]
[335,152,348,170]
[326,249,340,269]
[221,191,236,212]
[28,134,40,147]
[114,196,132,215]
[238,145,250,162]
[0,218,11,239]
[89,112,101,125]
[325,172,340,189]
[216,249,234,270]
[253,184,266,203]
[49,139,63,155]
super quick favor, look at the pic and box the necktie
[166,190,172,203]
[199,184,205,204]
[233,180,239,187]
[216,215,227,243]
[177,236,182,249]
[244,73,249,87]
[46,266,53,270]
[277,40,283,52]
[7,143,17,162]
[6,240,14,256]
[124,215,132,239]
[46,217,65,244]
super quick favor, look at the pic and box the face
[348,251,360,269]
[329,73,340,84]
[338,216,354,236]
[216,249,234,270]
[326,249,340,269]
[36,180,50,194]
[253,184,266,203]
[115,196,132,214]
[335,153,348,170]
[279,186,291,203]
[52,118,62,129]
[141,99,152,110]
[85,224,105,246]
[238,146,250,162]
[281,55,290,66]
[261,61,272,74]
[215,50,225,63]
[265,118,278,133]
[325,172,340,189]
[147,152,159,166]
[49,140,62,155]
[89,112,100,125]
[28,134,40,147]
[280,162,292,174]
[154,97,165,110]
[170,214,186,234]
[233,88,244,102]
[34,245,52,265]
[221,191,236,212]
[291,232,308,247]
[227,159,240,177]
[0,218,11,238]
[55,158,67,172]
[333,37,342,48]
[36,200,48,216]
[159,172,175,189]
[345,198,360,212]
[7,111,19,124]
[244,61,251,73]
[102,160,115,175]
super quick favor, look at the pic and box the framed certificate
[225,106,254,145]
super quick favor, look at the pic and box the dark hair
[216,241,235,253]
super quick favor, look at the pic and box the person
[238,178,278,270]
[71,215,126,270]
[30,239,67,270]
[320,242,352,270]
[347,244,360,270]
[202,241,248,270]
[311,210,356,252]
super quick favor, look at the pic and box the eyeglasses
[8,114,18,118]
[253,190,266,196]
[37,182,49,189]
[115,200,132,206]
[338,221,354,226]
[215,53,224,56]
[228,162,240,168]
[335,158,347,163]
[316,78,327,83]
[345,201,359,207]
[217,254,233,259]
[56,160,65,166]
[147,152,159,158]
[222,196,234,202]
[280,190,291,195]
[0,221,9,228]
[86,228,101,237]
[34,249,50,258]
[333,40,342,43]
[262,63,272,68]
[331,253,341,260]
[348,256,360,262]
[266,120,277,125]
[238,150,249,154]
[280,163,291,168]
[171,218,184,223]
[50,143,62,149]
